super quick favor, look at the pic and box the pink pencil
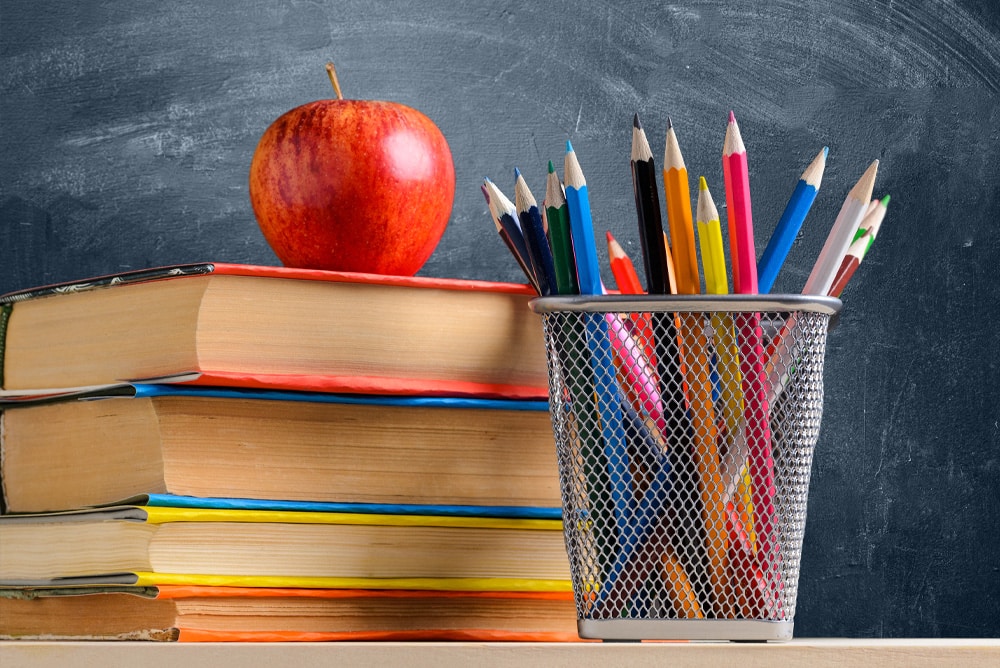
[722,111,757,294]
[722,111,781,606]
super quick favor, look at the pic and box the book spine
[0,303,10,389]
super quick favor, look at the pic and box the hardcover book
[0,385,559,513]
[0,263,548,399]
[0,586,581,642]
[0,505,572,588]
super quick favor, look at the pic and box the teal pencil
[544,161,579,295]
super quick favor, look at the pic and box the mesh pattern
[539,305,831,623]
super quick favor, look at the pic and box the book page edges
[134,573,573,591]
[177,628,584,642]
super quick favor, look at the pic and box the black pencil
[631,113,671,295]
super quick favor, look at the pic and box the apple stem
[325,62,344,101]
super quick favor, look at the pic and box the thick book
[0,586,581,642]
[0,263,548,399]
[0,506,572,588]
[0,385,560,513]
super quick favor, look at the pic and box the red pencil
[828,229,871,298]
[606,231,645,294]
[829,194,890,298]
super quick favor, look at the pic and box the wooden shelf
[3,639,999,668]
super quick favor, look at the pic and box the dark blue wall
[2,0,998,638]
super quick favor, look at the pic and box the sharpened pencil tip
[566,140,574,153]
[728,110,736,123]
[547,160,554,173]
[633,113,641,129]
[514,167,521,179]
[606,230,614,242]
[823,146,829,157]
[881,194,891,206]
[699,175,708,190]
[666,116,673,130]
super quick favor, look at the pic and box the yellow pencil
[696,177,744,435]
[697,177,756,560]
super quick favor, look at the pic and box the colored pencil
[757,147,828,294]
[696,176,744,443]
[606,229,659,365]
[722,111,779,604]
[563,140,631,548]
[564,141,604,296]
[544,160,579,295]
[630,114,671,294]
[663,173,723,609]
[697,176,756,558]
[696,177,729,297]
[663,120,726,605]
[607,311,667,438]
[722,111,757,294]
[662,117,700,295]
[827,229,871,299]
[658,232,677,294]
[605,232,665,439]
[856,194,890,249]
[606,231,644,295]
[662,546,704,618]
[514,168,558,296]
[829,194,889,298]
[802,159,879,295]
[483,178,538,292]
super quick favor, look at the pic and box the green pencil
[544,160,578,295]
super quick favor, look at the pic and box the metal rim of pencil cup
[529,294,842,318]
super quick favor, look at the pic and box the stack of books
[0,263,578,641]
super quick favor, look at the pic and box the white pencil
[802,159,878,295]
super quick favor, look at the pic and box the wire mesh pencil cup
[530,294,842,641]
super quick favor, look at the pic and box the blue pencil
[563,140,632,555]
[514,168,558,296]
[563,141,604,296]
[757,147,828,293]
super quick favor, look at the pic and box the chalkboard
[2,0,998,638]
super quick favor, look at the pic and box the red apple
[249,63,455,275]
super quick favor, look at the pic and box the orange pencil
[663,119,725,609]
[662,117,700,294]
